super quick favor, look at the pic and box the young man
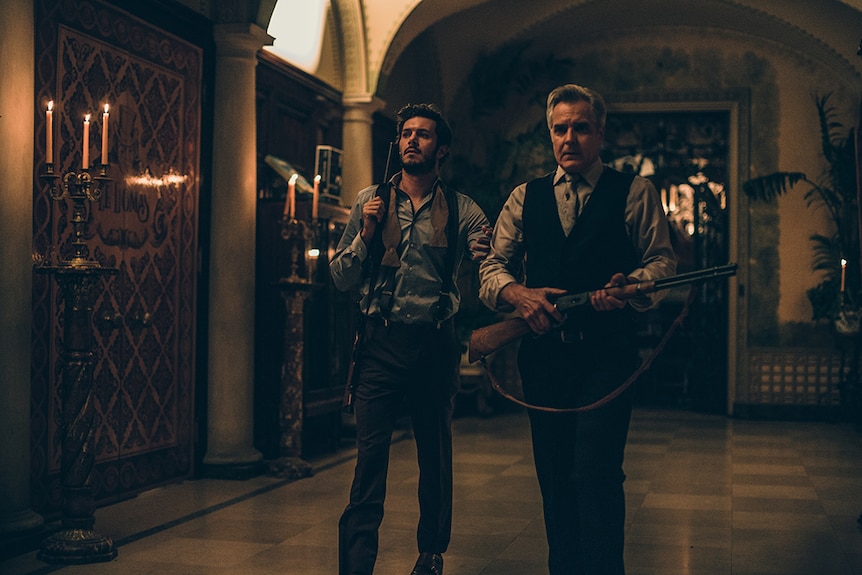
[331,103,490,575]
[478,84,677,574]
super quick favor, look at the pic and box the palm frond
[814,92,846,163]
[741,172,808,202]
[809,233,841,273]
[802,184,842,223]
[743,93,859,318]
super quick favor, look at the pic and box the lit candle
[284,173,298,219]
[46,101,53,163]
[841,258,847,293]
[82,114,91,169]
[101,103,109,165]
[312,174,321,220]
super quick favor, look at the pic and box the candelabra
[36,162,118,564]
[280,216,312,283]
[272,215,322,477]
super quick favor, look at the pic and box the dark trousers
[338,318,459,575]
[520,335,637,575]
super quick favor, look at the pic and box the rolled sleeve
[624,177,678,310]
[458,194,491,260]
[478,184,527,311]
[329,186,376,292]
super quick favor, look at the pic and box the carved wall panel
[32,0,202,514]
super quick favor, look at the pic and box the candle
[82,114,91,169]
[841,258,847,293]
[284,173,298,219]
[312,174,321,220]
[101,103,109,165]
[46,101,53,163]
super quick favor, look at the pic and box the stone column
[202,23,272,478]
[341,96,384,207]
[0,0,44,537]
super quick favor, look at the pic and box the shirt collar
[390,172,442,200]
[555,160,604,188]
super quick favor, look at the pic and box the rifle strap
[432,184,460,326]
[480,285,697,413]
[354,184,390,342]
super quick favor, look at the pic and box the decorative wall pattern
[32,0,202,514]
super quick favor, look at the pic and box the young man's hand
[360,196,386,245]
[470,225,493,261]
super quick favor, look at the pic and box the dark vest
[522,168,638,339]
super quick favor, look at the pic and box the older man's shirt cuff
[479,276,517,312]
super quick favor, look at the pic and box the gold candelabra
[40,163,111,267]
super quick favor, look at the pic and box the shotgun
[467,263,737,363]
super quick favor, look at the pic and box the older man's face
[549,100,604,174]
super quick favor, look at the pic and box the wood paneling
[254,51,352,459]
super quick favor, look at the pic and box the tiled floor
[4,407,862,574]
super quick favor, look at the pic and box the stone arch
[330,0,369,97]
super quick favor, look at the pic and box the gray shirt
[330,174,490,324]
[479,161,677,312]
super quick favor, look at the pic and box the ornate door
[32,1,202,513]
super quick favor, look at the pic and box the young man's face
[399,116,447,175]
[549,100,604,174]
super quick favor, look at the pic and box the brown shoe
[410,552,443,575]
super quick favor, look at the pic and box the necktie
[561,174,580,236]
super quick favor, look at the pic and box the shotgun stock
[467,263,737,363]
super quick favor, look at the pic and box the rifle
[343,141,397,413]
[468,263,737,363]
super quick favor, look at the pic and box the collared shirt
[330,173,490,324]
[478,161,677,312]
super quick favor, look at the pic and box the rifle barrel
[652,263,737,290]
[468,263,737,362]
[383,141,395,182]
[554,263,736,312]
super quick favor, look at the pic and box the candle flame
[289,173,299,184]
[104,103,109,114]
[84,114,91,122]
[314,174,321,182]
[842,259,847,266]
[47,100,53,111]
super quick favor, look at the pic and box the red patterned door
[32,2,202,513]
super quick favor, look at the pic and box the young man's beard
[401,150,437,175]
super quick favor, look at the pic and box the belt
[559,327,585,343]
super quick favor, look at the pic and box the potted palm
[742,93,860,334]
